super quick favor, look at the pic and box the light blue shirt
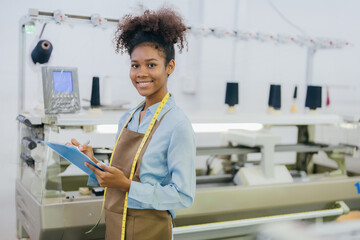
[115,95,196,219]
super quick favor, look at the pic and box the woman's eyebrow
[145,58,159,62]
[131,58,159,62]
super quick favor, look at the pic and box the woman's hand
[85,162,131,192]
[66,138,98,164]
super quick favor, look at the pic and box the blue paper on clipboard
[42,141,104,180]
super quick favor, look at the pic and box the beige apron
[104,112,172,240]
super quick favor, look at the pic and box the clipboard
[42,141,104,180]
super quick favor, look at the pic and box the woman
[69,7,196,240]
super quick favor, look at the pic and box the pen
[74,140,90,151]
[79,140,90,150]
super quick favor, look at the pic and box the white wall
[1,0,360,239]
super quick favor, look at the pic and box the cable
[39,23,47,39]
[267,0,310,38]
[206,156,216,175]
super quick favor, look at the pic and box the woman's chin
[137,90,150,97]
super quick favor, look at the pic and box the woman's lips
[137,81,153,88]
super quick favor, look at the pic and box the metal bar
[18,18,26,113]
[196,175,233,184]
[174,201,347,236]
[60,14,89,20]
[261,143,275,178]
[306,47,316,85]
[196,146,258,156]
[38,11,53,17]
[196,143,348,156]
[275,143,346,153]
[37,10,120,24]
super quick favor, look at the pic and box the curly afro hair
[115,7,188,65]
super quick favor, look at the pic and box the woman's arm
[127,120,196,210]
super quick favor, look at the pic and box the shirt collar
[146,94,175,121]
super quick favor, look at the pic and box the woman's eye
[131,64,139,68]
[148,63,156,68]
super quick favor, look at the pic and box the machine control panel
[42,66,80,114]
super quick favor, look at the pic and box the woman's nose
[136,67,148,78]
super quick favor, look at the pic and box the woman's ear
[166,59,175,76]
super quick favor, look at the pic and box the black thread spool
[225,82,239,112]
[293,86,298,99]
[290,86,298,113]
[91,77,101,107]
[268,84,281,110]
[305,85,322,110]
[31,40,53,64]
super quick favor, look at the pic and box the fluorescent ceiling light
[96,124,118,134]
[95,123,264,134]
[192,123,263,133]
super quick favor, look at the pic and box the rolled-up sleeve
[128,120,196,210]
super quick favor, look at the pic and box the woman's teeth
[138,82,151,86]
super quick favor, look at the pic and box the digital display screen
[53,71,73,92]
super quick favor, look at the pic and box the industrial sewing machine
[16,112,360,240]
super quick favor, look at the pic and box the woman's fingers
[85,162,129,190]
[85,162,103,175]
[71,138,81,146]
[97,163,115,173]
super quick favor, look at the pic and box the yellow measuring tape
[86,93,170,240]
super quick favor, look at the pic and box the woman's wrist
[121,179,131,192]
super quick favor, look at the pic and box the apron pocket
[133,212,172,240]
[105,209,134,240]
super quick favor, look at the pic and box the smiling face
[130,43,175,105]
